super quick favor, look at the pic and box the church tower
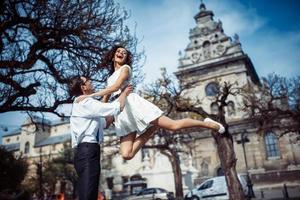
[175,2,260,120]
[174,3,300,194]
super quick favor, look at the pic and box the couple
[69,45,225,200]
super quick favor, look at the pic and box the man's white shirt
[70,97,121,148]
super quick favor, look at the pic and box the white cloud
[243,30,300,77]
[207,0,266,36]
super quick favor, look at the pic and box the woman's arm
[76,67,130,103]
[90,67,130,97]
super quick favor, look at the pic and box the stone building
[174,2,300,194]
[1,116,71,195]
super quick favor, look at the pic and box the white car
[185,174,248,200]
[126,187,174,200]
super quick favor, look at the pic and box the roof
[34,133,71,147]
[22,116,52,126]
[2,127,21,137]
[50,118,70,126]
[2,143,20,151]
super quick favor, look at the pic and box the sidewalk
[252,186,300,200]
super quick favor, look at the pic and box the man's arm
[117,85,133,111]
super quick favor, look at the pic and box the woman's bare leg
[120,126,158,160]
[150,116,221,131]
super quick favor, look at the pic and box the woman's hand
[76,94,90,103]
[123,85,133,96]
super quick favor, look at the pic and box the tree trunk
[214,125,245,200]
[161,149,183,198]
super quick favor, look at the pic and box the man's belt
[110,94,120,102]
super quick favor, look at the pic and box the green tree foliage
[23,144,77,197]
[0,147,28,192]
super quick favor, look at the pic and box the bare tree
[0,0,143,116]
[241,73,300,136]
[142,68,245,199]
[143,70,300,199]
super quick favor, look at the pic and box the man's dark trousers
[74,143,100,200]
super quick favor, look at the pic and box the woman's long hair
[101,45,133,76]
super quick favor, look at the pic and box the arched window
[205,82,219,96]
[210,103,219,115]
[203,41,211,59]
[203,41,211,48]
[24,142,30,154]
[227,101,235,116]
[264,132,280,158]
[201,161,209,176]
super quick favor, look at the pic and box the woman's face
[114,47,128,66]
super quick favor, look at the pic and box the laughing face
[114,47,128,66]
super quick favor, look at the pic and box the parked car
[126,187,174,200]
[185,174,248,200]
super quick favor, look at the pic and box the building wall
[2,134,20,145]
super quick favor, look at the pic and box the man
[69,76,132,200]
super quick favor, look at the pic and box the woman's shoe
[204,118,225,134]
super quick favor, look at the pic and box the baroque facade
[174,2,300,193]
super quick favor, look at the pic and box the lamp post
[37,147,43,200]
[237,131,255,199]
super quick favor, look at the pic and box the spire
[194,0,214,21]
[200,0,206,11]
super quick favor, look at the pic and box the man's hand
[118,85,133,111]
[123,85,133,96]
[105,116,114,128]
[76,95,90,103]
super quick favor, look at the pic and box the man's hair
[68,76,84,97]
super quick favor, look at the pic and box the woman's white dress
[107,64,163,137]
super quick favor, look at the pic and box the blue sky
[1,0,300,143]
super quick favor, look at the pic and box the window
[205,82,219,96]
[6,138,10,143]
[227,101,235,116]
[210,103,219,115]
[203,41,211,59]
[157,188,167,193]
[24,142,30,154]
[265,132,280,158]
[203,41,211,48]
[122,176,128,185]
[139,188,155,195]
[198,180,213,190]
[141,148,149,161]
[201,161,209,176]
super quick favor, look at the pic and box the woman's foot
[204,118,225,134]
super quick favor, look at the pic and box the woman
[78,45,225,160]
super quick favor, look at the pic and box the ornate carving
[191,52,200,63]
[216,44,226,56]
